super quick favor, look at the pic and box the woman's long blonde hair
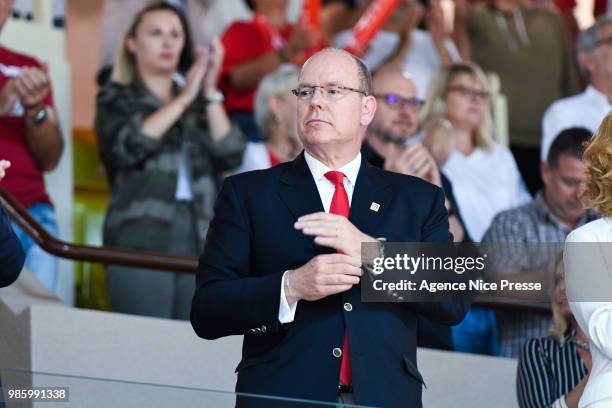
[581,112,612,217]
[111,1,195,85]
[420,62,494,150]
[549,252,570,341]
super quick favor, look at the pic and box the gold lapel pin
[370,202,380,212]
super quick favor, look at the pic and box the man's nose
[309,87,326,110]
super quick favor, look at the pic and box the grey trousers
[106,201,200,320]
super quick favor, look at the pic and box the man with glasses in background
[541,16,612,163]
[362,65,470,352]
[191,48,467,407]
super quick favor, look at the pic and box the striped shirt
[481,191,599,357]
[517,329,587,408]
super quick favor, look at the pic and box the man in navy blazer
[191,49,467,407]
[1,160,25,287]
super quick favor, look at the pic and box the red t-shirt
[219,19,293,113]
[0,45,54,207]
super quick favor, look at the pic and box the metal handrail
[0,187,550,314]
[0,187,197,273]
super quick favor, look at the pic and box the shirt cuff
[552,395,568,408]
[278,270,298,323]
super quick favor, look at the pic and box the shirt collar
[535,190,600,231]
[304,150,361,187]
[584,85,612,106]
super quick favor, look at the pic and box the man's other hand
[0,160,10,181]
[295,212,378,259]
[284,254,362,304]
[14,68,50,109]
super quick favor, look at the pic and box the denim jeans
[10,203,59,293]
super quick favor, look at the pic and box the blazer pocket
[235,349,279,373]
[403,356,426,388]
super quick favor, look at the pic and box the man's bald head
[301,48,373,96]
[369,65,420,143]
[296,48,377,166]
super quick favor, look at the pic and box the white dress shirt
[565,218,612,407]
[278,151,362,323]
[541,85,612,161]
[442,143,531,242]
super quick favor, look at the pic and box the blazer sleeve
[0,205,25,287]
[566,229,612,359]
[403,186,469,325]
[190,177,285,340]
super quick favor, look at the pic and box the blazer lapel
[349,158,392,237]
[279,152,325,220]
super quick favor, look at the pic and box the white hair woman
[235,65,302,173]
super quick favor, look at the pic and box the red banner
[343,0,401,57]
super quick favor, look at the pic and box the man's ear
[541,160,552,187]
[268,95,280,118]
[361,95,377,127]
[578,52,595,77]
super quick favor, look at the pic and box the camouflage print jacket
[95,81,246,250]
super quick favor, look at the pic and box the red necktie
[324,171,351,386]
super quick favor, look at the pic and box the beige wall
[66,0,103,129]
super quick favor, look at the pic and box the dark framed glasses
[595,34,612,47]
[446,85,490,101]
[374,94,425,111]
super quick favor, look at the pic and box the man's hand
[385,143,442,187]
[13,68,50,109]
[283,23,320,60]
[0,160,10,181]
[294,212,377,259]
[0,80,18,116]
[284,254,362,304]
[426,0,447,42]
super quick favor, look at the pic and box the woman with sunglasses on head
[517,252,591,408]
[95,2,245,320]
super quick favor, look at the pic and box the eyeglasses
[446,85,490,101]
[291,85,369,100]
[595,34,612,47]
[374,93,425,111]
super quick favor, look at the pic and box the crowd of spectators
[1,0,611,404]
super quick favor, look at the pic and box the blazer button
[343,302,353,312]
[260,325,267,333]
[332,347,342,358]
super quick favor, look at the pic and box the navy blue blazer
[0,205,25,287]
[191,153,467,408]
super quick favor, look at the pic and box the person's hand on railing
[0,160,10,181]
